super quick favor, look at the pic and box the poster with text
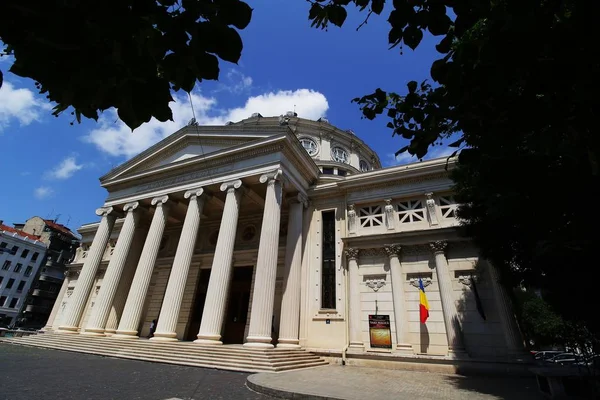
[369,314,392,349]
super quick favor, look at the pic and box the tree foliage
[308,0,599,343]
[0,0,252,130]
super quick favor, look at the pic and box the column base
[448,347,469,359]
[150,332,179,342]
[56,325,79,334]
[112,330,140,339]
[395,343,414,355]
[277,338,300,348]
[194,338,223,345]
[244,335,274,348]
[81,328,106,336]
[103,329,116,336]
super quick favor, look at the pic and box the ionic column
[114,196,170,339]
[84,202,141,336]
[277,193,307,348]
[152,188,207,341]
[41,271,70,331]
[430,241,466,356]
[345,247,364,349]
[244,170,284,348]
[487,261,525,355]
[384,244,413,354]
[58,207,118,333]
[195,180,243,344]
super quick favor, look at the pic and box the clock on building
[331,146,349,163]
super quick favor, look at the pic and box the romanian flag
[419,278,430,324]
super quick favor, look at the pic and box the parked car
[534,350,563,361]
[546,353,582,365]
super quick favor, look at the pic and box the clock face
[360,160,370,172]
[299,138,318,156]
[331,147,349,163]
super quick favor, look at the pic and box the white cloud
[84,89,329,158]
[47,156,84,179]
[385,145,458,167]
[222,69,253,93]
[0,81,51,132]
[34,186,54,199]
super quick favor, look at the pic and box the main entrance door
[222,266,253,344]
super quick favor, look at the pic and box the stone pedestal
[487,261,525,356]
[430,241,467,357]
[152,188,206,342]
[384,245,413,354]
[41,271,70,331]
[84,202,140,336]
[345,248,364,349]
[245,171,283,348]
[58,207,117,333]
[114,196,170,339]
[277,194,306,348]
[195,180,243,345]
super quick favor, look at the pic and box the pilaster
[384,244,413,354]
[345,247,364,349]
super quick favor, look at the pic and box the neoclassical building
[45,114,523,361]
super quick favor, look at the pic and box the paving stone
[0,343,270,400]
[248,364,545,400]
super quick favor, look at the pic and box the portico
[48,115,525,363]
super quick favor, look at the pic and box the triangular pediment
[100,124,288,183]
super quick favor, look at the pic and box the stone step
[13,337,321,366]
[25,334,309,359]
[7,334,328,373]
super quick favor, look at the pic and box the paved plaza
[0,343,270,400]
[1,343,543,400]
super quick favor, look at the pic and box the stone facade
[47,115,523,361]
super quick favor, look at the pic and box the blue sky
[0,1,450,233]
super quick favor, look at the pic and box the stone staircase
[5,332,328,373]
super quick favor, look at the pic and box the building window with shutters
[321,210,336,309]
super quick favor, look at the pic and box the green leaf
[435,33,453,53]
[386,121,394,128]
[309,3,323,20]
[403,25,423,50]
[407,80,417,93]
[395,146,409,157]
[388,27,403,47]
[0,69,3,88]
[217,0,253,30]
[448,137,465,148]
[328,5,347,27]
[371,0,385,15]
[430,58,448,82]
[195,53,220,81]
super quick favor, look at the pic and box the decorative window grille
[439,196,458,219]
[321,210,336,309]
[358,205,384,228]
[397,200,426,224]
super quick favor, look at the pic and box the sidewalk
[247,365,543,400]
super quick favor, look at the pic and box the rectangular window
[24,266,33,277]
[322,167,334,175]
[321,210,337,309]
[9,298,18,308]
[0,296,7,307]
[6,278,15,289]
[14,263,23,273]
[20,249,29,258]
[17,281,26,292]
[31,252,39,261]
[0,242,7,248]
[2,260,11,270]
[0,276,3,286]
[11,246,19,255]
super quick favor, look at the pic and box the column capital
[383,244,402,258]
[259,169,283,186]
[184,187,206,200]
[96,206,119,217]
[288,192,309,208]
[430,240,448,254]
[151,195,170,206]
[123,201,140,213]
[344,247,359,261]
[220,179,243,193]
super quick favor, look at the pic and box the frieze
[401,244,431,256]
[134,165,235,193]
[359,247,386,258]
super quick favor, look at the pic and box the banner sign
[368,314,392,349]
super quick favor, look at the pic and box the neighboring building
[16,217,80,328]
[0,222,47,327]
[48,115,524,364]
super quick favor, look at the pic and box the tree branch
[357,10,373,31]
